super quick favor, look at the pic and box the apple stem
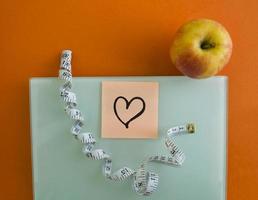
[200,40,216,50]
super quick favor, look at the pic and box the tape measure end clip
[186,123,196,134]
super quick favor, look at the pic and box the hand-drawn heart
[113,96,146,129]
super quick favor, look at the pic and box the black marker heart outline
[113,96,146,129]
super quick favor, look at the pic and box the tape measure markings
[58,50,196,196]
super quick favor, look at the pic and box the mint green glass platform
[30,76,227,200]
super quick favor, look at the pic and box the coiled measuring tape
[58,50,196,196]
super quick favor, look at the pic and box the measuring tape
[58,50,196,196]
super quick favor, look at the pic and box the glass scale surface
[30,76,227,200]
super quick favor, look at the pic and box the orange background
[1,0,258,199]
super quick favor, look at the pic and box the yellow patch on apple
[170,19,232,79]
